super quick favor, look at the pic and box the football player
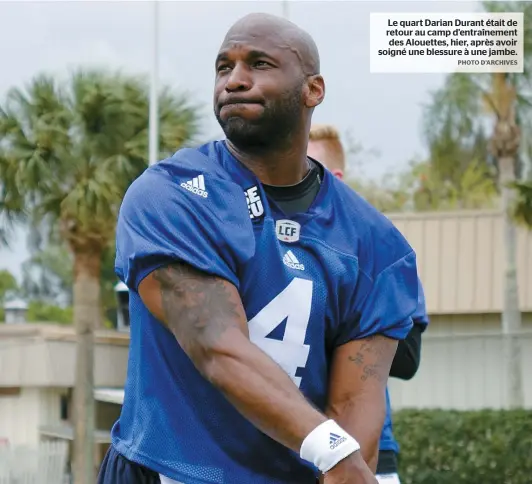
[98,14,419,484]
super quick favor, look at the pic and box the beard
[214,83,303,152]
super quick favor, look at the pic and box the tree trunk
[499,156,524,409]
[489,73,523,409]
[72,249,101,484]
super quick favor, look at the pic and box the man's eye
[217,65,230,72]
[254,61,271,68]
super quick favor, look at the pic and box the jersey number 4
[248,278,313,387]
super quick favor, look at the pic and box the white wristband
[300,420,360,473]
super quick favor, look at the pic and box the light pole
[282,0,290,20]
[149,0,160,166]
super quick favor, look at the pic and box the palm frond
[0,67,203,251]
[511,180,532,228]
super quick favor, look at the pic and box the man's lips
[219,100,264,116]
[220,98,264,108]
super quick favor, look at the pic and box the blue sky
[0,0,480,280]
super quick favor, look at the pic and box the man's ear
[331,168,344,180]
[304,75,325,109]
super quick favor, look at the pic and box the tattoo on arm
[347,335,391,383]
[152,262,244,356]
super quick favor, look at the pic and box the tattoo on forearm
[152,262,242,354]
[347,335,390,383]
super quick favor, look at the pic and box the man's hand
[323,453,379,484]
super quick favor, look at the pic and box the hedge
[393,409,532,484]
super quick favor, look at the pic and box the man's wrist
[300,419,361,473]
[324,452,377,484]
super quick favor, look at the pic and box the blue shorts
[99,444,320,483]
[98,445,161,484]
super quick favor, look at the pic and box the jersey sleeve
[335,249,419,346]
[413,278,430,332]
[114,162,255,291]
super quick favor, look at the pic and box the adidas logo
[329,432,347,450]
[180,175,208,198]
[283,251,304,271]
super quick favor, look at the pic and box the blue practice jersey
[113,141,419,484]
[379,279,429,454]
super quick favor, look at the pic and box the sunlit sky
[0,0,481,280]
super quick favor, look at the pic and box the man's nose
[225,63,252,92]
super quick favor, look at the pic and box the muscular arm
[139,262,328,453]
[325,335,398,473]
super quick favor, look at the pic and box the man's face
[307,139,344,180]
[213,31,306,150]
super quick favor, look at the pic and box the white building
[389,209,532,410]
[0,323,128,472]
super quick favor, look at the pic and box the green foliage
[345,157,498,214]
[412,159,498,211]
[26,300,73,324]
[394,409,532,484]
[421,74,497,209]
[21,242,73,304]
[21,240,121,325]
[100,244,120,327]
[347,176,411,213]
[420,2,532,214]
[0,195,24,248]
[0,68,202,330]
[485,2,532,81]
[343,131,412,213]
[512,180,532,228]
[343,125,497,213]
[0,269,18,302]
[0,69,201,249]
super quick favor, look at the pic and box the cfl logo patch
[245,186,264,219]
[276,220,300,243]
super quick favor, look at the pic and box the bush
[394,409,532,484]
[27,300,73,324]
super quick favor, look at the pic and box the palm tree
[0,69,201,483]
[422,1,532,408]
